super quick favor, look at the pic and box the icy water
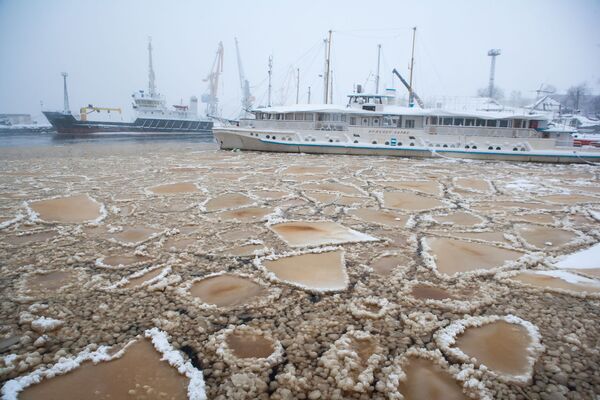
[398,356,469,400]
[1,138,600,399]
[455,321,533,377]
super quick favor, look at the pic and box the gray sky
[1,0,599,121]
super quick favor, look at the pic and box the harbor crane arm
[234,38,254,113]
[392,68,424,108]
[202,42,224,116]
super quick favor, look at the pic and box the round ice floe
[319,330,384,393]
[379,348,491,400]
[434,315,544,385]
[95,254,153,270]
[349,296,392,319]
[106,265,172,291]
[401,280,501,313]
[421,236,530,279]
[16,268,86,301]
[496,269,600,298]
[209,325,284,371]
[177,271,280,310]
[0,328,206,400]
[146,181,201,195]
[26,194,106,225]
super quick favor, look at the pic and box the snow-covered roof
[253,104,374,115]
[253,100,547,120]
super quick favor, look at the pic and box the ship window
[465,145,470,149]
[372,141,377,144]
[442,117,452,126]
[410,142,415,146]
[499,120,508,128]
[476,119,485,127]
[488,146,493,150]
[398,142,402,146]
[373,118,379,126]
[329,139,333,143]
[305,113,314,121]
[405,119,415,129]
[158,120,168,128]
[513,147,518,151]
[272,136,276,139]
[266,135,270,139]
[496,146,501,150]
[443,144,448,148]
[513,119,522,128]
[354,140,358,143]
[465,118,475,126]
[285,113,294,120]
[385,141,389,145]
[486,120,497,127]
[472,145,477,149]
[295,113,305,121]
[429,116,437,125]
[453,118,464,126]
[350,117,357,125]
[362,118,369,126]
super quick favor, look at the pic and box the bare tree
[566,83,589,112]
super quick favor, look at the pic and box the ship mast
[375,44,381,94]
[323,30,332,104]
[148,37,157,97]
[408,27,416,107]
[61,72,70,114]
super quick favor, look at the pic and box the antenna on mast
[296,68,300,104]
[324,30,333,104]
[148,37,156,97]
[267,55,273,107]
[61,72,70,114]
[375,44,381,94]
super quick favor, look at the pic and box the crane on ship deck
[392,68,425,108]
[234,37,254,118]
[79,105,122,121]
[202,42,224,117]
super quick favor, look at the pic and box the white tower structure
[487,49,501,98]
[61,72,70,114]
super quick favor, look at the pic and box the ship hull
[43,111,213,137]
[215,127,600,164]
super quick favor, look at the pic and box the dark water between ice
[0,130,216,148]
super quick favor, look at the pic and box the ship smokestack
[189,96,198,116]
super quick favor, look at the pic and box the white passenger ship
[214,93,600,164]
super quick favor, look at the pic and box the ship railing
[425,125,540,139]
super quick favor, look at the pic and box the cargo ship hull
[43,111,213,137]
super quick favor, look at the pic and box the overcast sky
[1,0,599,120]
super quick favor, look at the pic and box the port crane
[202,42,224,117]
[234,37,254,118]
[392,68,424,108]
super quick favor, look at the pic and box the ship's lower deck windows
[372,141,377,145]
